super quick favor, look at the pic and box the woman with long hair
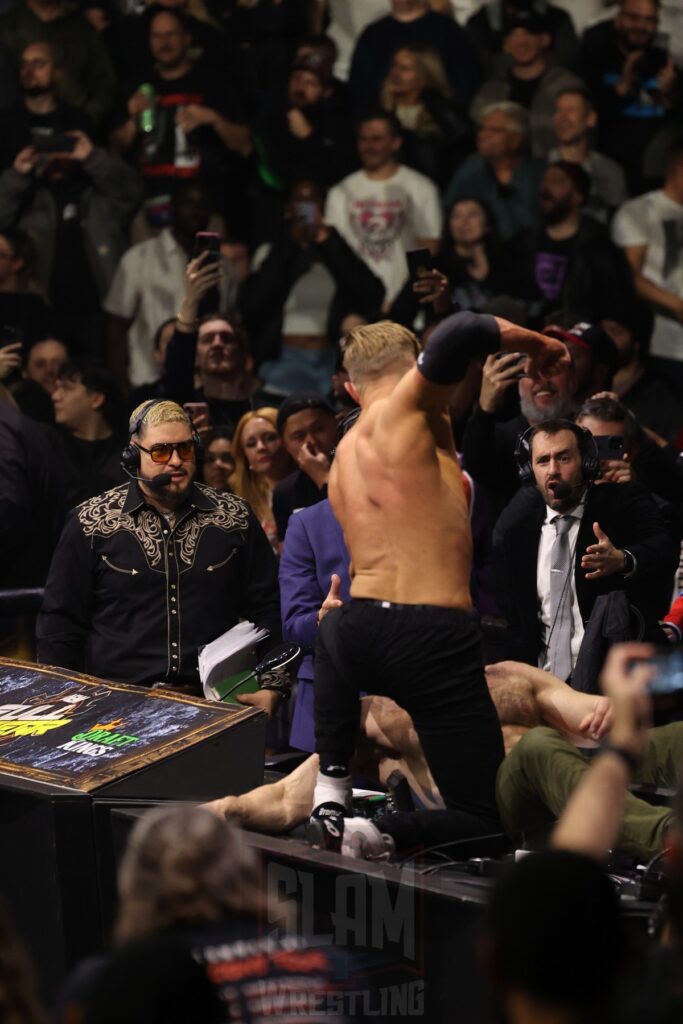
[438,196,508,313]
[231,408,295,551]
[379,44,472,187]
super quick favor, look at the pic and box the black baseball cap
[276,392,336,433]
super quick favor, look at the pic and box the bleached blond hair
[128,400,191,438]
[343,320,419,386]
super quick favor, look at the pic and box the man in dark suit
[492,418,677,673]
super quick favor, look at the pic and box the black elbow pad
[417,311,500,385]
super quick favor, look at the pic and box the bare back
[329,395,473,609]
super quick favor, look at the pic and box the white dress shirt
[537,496,586,673]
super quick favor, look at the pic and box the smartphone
[406,248,435,284]
[494,350,527,378]
[193,231,221,265]
[648,651,683,696]
[293,200,318,229]
[0,324,23,352]
[594,435,625,461]
[183,401,210,425]
[30,127,75,154]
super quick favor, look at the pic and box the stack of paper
[199,621,269,701]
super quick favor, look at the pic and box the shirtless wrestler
[305,311,569,852]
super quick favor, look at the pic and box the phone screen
[649,652,683,695]
[193,231,221,264]
[406,248,434,284]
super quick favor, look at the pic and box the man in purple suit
[279,499,350,753]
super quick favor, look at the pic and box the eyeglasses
[135,440,195,463]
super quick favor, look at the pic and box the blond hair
[231,407,290,522]
[380,45,453,135]
[114,806,264,946]
[129,400,191,438]
[343,320,419,386]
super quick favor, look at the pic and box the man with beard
[492,419,676,670]
[507,161,634,329]
[0,41,92,169]
[579,0,681,193]
[462,307,579,512]
[110,8,249,226]
[37,399,280,691]
[0,0,117,130]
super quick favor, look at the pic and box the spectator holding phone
[0,128,143,358]
[104,181,237,388]
[240,180,384,395]
[576,393,683,543]
[163,252,264,433]
[0,41,93,171]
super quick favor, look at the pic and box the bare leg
[486,661,612,743]
[204,697,443,831]
[203,755,319,832]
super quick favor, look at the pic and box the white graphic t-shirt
[325,165,442,304]
[612,189,683,362]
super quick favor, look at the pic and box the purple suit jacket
[278,499,350,751]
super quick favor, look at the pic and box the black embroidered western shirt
[37,481,281,686]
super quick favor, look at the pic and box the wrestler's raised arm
[389,310,570,418]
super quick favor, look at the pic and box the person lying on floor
[206,656,682,861]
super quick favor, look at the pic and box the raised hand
[318,573,343,625]
[479,351,524,414]
[297,441,330,488]
[581,522,626,579]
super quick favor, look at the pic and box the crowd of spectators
[2,0,683,1020]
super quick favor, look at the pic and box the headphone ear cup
[192,430,203,459]
[515,427,534,485]
[121,443,140,474]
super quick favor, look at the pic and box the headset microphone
[549,481,572,500]
[121,464,174,490]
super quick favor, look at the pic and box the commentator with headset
[491,417,678,677]
[37,399,282,696]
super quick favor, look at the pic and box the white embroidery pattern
[77,484,250,570]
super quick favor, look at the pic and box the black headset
[120,399,202,476]
[514,420,601,486]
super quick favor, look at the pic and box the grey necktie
[547,515,574,681]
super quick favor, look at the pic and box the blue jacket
[278,500,350,750]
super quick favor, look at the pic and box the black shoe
[307,801,345,853]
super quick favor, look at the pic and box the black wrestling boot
[306,801,346,853]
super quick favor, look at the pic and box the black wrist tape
[417,310,500,385]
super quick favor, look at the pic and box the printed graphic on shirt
[534,251,569,301]
[349,199,407,262]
